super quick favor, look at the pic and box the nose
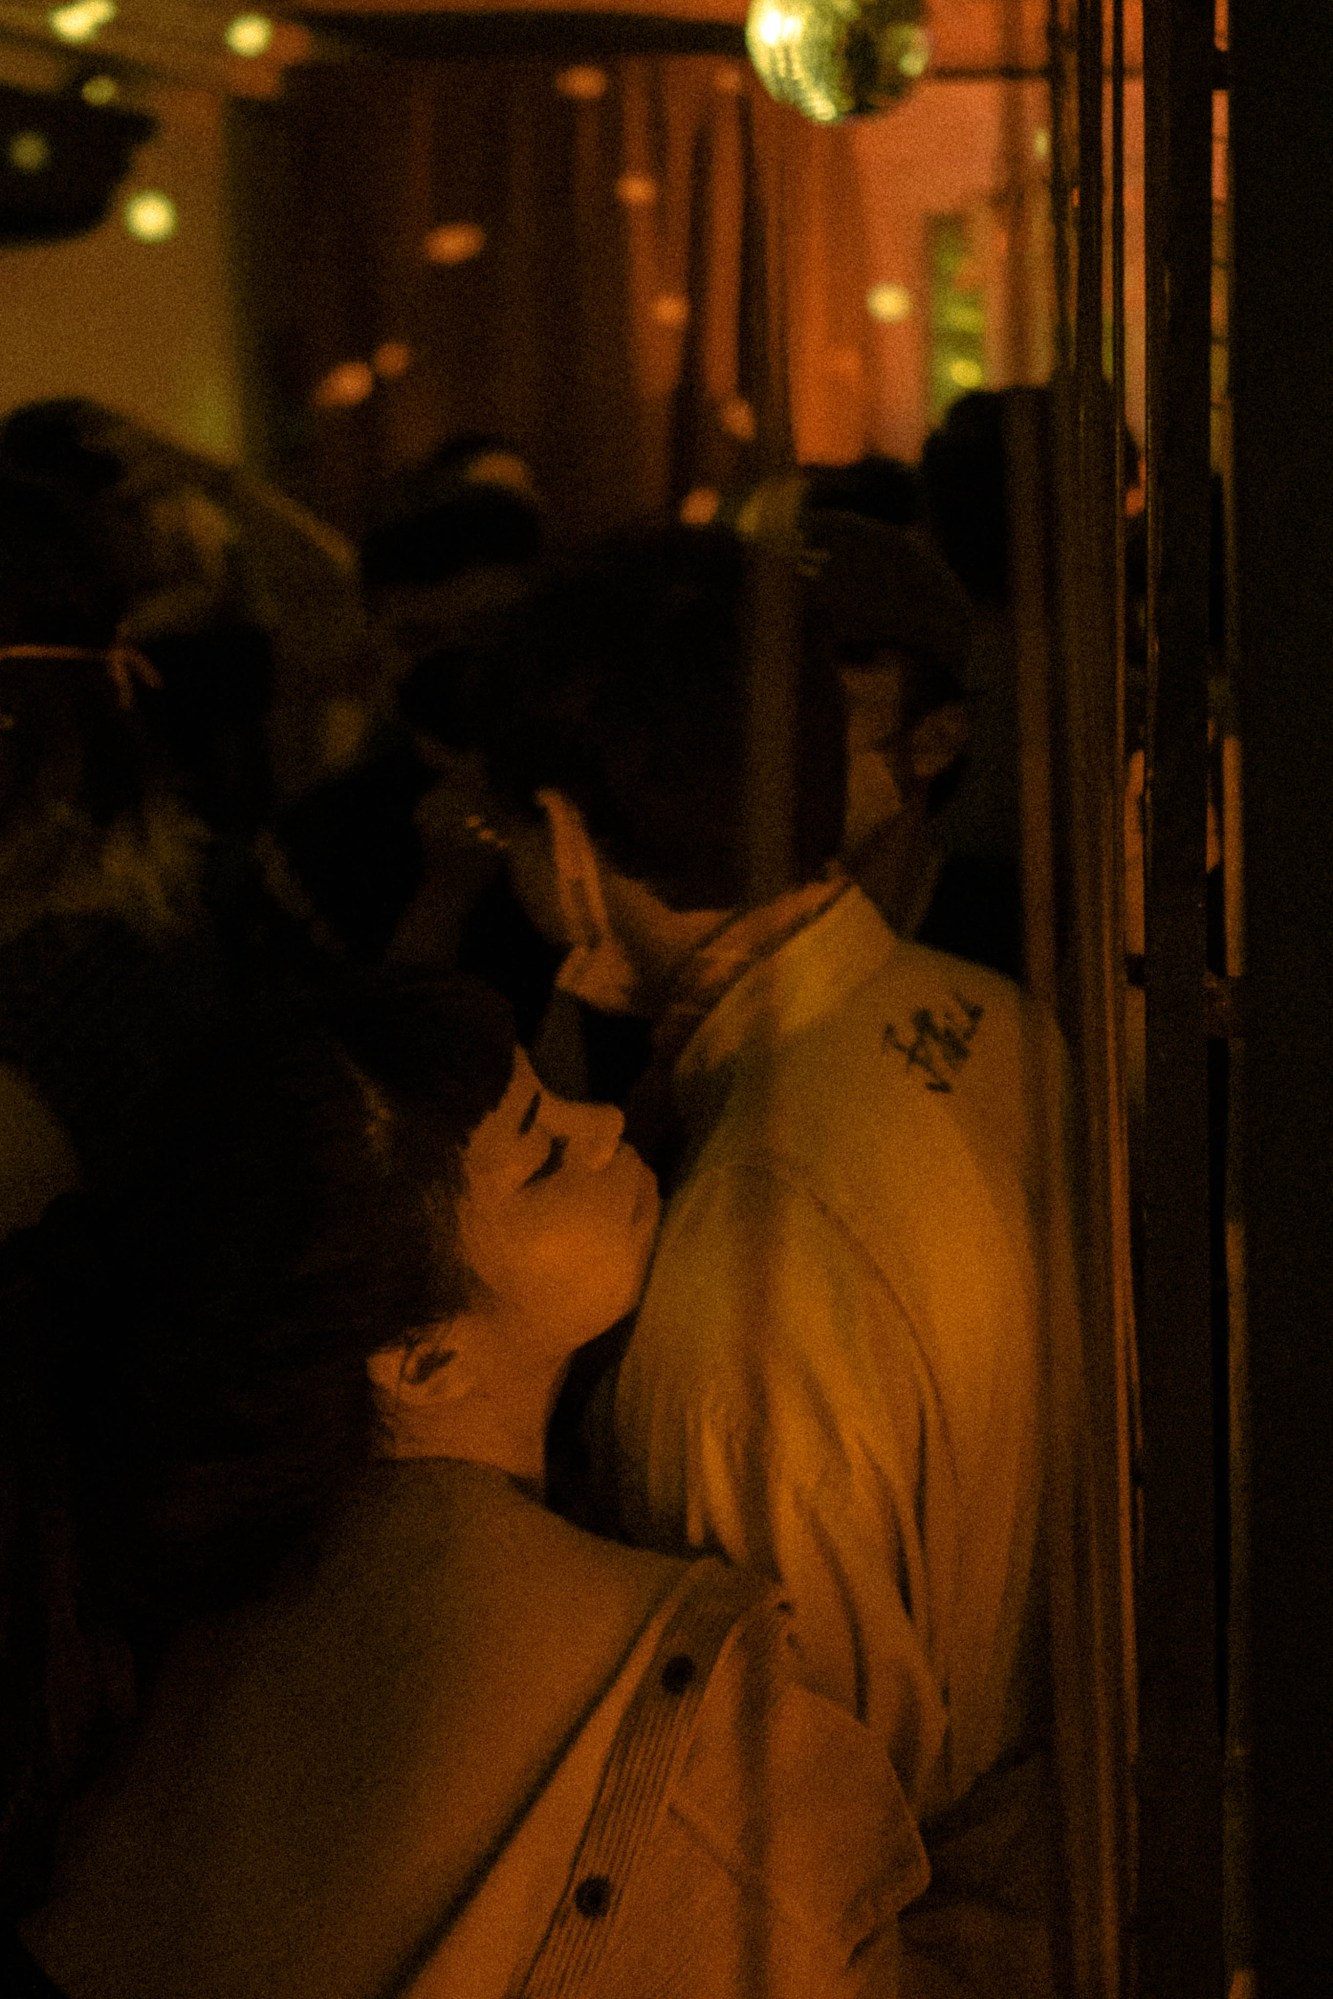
[566,1098,625,1172]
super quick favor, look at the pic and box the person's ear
[909,701,970,785]
[366,1327,469,1442]
[536,789,637,1011]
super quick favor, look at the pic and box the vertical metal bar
[1230,2,1333,1990]
[1047,0,1074,376]
[1137,0,1223,1993]
[1111,0,1127,690]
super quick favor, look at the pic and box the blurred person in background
[280,436,548,988]
[801,506,1023,981]
[0,470,232,1239]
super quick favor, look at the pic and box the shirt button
[574,1874,613,1919]
[660,1653,696,1695]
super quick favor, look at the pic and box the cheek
[499,1176,654,1342]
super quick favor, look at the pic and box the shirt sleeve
[615,1156,955,1817]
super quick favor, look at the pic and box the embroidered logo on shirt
[882,993,984,1093]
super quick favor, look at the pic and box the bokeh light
[7,131,52,174]
[423,222,486,266]
[48,0,115,44]
[867,281,913,324]
[313,361,375,410]
[948,356,985,390]
[720,395,757,443]
[225,14,274,59]
[80,73,118,104]
[616,173,657,208]
[123,191,177,243]
[555,66,608,102]
[373,341,412,379]
[651,294,690,330]
[680,487,721,526]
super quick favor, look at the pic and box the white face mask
[554,927,639,1014]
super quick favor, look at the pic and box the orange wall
[0,65,244,462]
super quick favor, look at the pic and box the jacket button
[661,1653,696,1695]
[574,1874,613,1918]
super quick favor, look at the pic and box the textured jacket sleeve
[615,1156,956,1819]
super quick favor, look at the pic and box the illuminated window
[423,222,486,266]
[225,14,274,59]
[928,214,985,422]
[7,130,51,173]
[48,0,115,44]
[123,191,177,242]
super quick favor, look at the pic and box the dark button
[574,1874,613,1919]
[660,1653,697,1695]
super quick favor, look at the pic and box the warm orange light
[651,294,690,331]
[679,487,721,526]
[373,340,412,379]
[313,360,374,410]
[423,222,486,266]
[719,395,757,443]
[555,65,608,103]
[615,173,657,209]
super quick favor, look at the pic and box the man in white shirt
[463,522,1076,1995]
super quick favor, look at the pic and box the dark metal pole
[1230,4,1333,1992]
[1137,0,1222,1994]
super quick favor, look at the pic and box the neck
[379,1358,568,1494]
[847,803,939,937]
[605,870,847,1027]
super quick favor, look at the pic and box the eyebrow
[517,1090,542,1137]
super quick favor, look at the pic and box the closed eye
[524,1135,568,1185]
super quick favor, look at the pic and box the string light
[48,0,115,44]
[123,191,177,242]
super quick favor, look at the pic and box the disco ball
[746,0,929,124]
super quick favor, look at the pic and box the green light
[7,130,52,173]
